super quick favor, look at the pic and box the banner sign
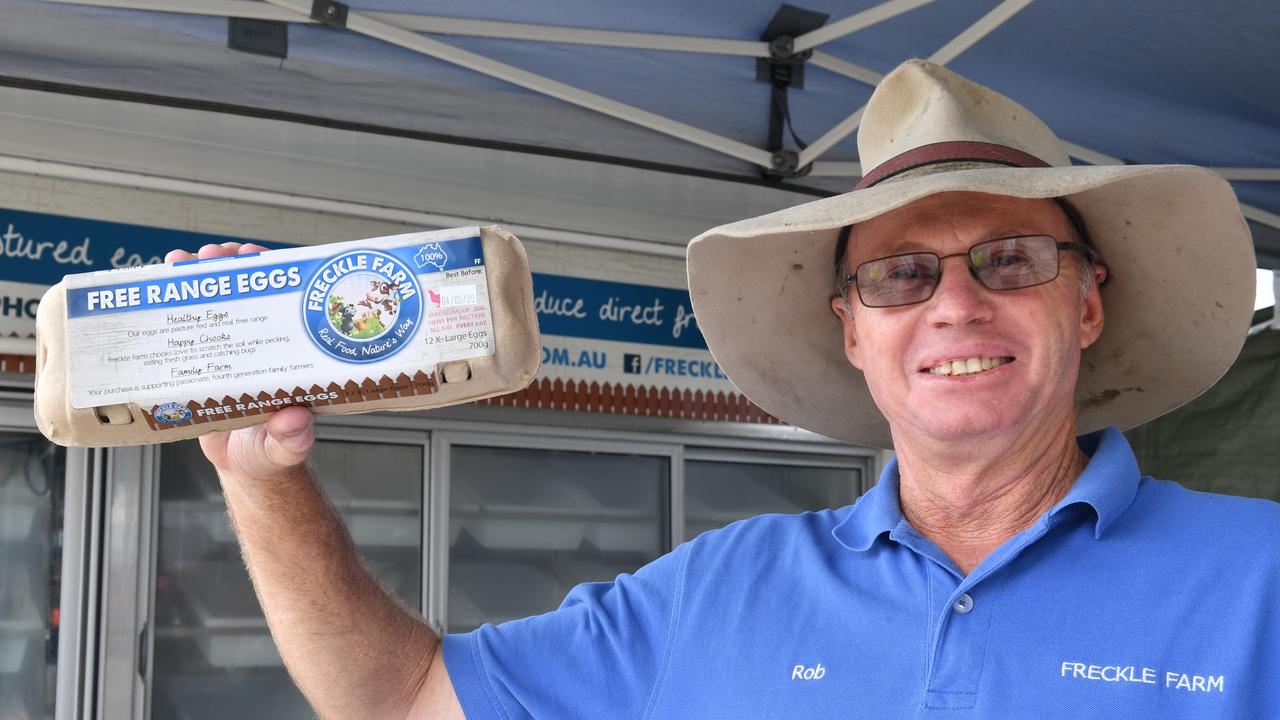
[0,206,286,338]
[1,206,769,424]
[532,273,705,349]
[0,206,294,285]
[528,272,734,394]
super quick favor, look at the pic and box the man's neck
[891,417,1088,576]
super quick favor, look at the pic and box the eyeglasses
[839,234,1106,309]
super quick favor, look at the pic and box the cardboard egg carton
[35,225,540,446]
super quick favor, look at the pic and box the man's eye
[884,262,932,282]
[990,252,1030,267]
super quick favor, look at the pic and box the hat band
[855,141,1051,190]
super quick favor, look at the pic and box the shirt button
[952,593,974,614]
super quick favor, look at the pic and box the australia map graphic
[414,242,449,272]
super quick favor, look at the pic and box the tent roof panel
[2,0,1276,262]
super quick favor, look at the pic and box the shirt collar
[831,426,1142,551]
[832,456,905,552]
[1047,426,1142,539]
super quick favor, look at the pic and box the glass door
[436,435,677,633]
[682,450,867,541]
[148,426,427,720]
[0,424,66,719]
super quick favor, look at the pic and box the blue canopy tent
[1,0,1277,266]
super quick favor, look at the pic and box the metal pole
[798,0,1033,168]
[927,0,1034,66]
[808,52,885,87]
[1272,272,1279,331]
[367,14,769,56]
[797,107,866,169]
[263,0,774,169]
[47,0,771,56]
[792,0,937,53]
[45,0,296,20]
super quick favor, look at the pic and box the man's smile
[915,344,1020,379]
[923,356,1015,376]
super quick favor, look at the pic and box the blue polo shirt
[442,427,1280,718]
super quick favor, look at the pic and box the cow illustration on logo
[303,250,422,363]
[325,277,403,341]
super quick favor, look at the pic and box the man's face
[830,191,1106,444]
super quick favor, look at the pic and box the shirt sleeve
[441,542,691,720]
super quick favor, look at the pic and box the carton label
[64,227,495,419]
[300,249,424,364]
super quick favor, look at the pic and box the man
[173,61,1278,718]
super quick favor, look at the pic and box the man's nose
[923,255,995,327]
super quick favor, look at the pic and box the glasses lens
[856,253,940,307]
[971,235,1059,290]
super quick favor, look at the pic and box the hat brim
[687,164,1256,448]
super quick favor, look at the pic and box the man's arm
[169,243,464,720]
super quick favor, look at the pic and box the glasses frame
[839,234,1107,309]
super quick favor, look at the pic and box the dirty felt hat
[687,59,1256,448]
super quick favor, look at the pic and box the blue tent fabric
[1,0,1277,261]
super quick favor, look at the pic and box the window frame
[681,447,870,543]
[0,393,93,720]
[429,429,682,633]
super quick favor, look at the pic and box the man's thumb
[262,408,315,468]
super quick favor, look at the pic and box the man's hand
[199,406,315,480]
[164,242,315,477]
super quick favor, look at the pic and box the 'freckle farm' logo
[303,250,422,363]
[152,402,192,425]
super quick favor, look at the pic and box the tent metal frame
[40,0,1280,231]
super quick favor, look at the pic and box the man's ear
[1078,264,1106,350]
[830,295,864,370]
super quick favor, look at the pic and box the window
[150,435,423,720]
[446,443,671,633]
[0,432,64,720]
[684,455,864,541]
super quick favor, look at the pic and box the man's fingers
[171,240,300,473]
[166,242,269,265]
[169,240,295,472]
[263,407,316,469]
[197,243,238,259]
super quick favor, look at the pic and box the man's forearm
[219,463,440,719]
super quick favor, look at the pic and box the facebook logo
[623,353,642,374]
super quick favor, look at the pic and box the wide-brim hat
[687,59,1256,448]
